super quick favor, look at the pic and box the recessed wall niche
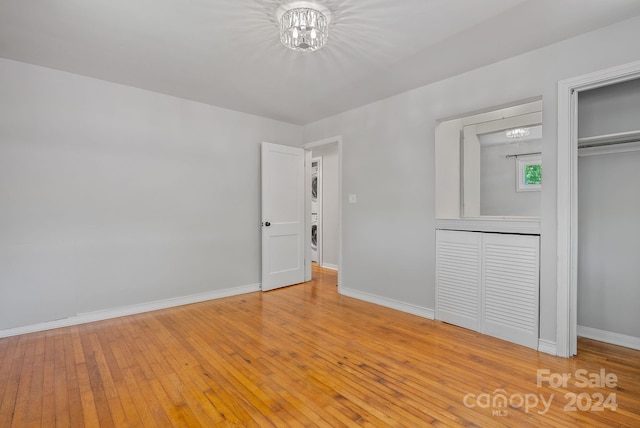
[435,98,543,221]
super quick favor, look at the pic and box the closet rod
[578,130,640,149]
[578,139,640,149]
[505,152,541,159]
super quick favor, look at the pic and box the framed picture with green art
[517,154,542,192]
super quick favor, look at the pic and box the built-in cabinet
[436,230,540,349]
[435,99,542,350]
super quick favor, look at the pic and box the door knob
[265,221,271,227]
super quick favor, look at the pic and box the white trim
[304,150,313,282]
[304,136,342,149]
[556,60,640,358]
[0,283,261,339]
[435,217,541,235]
[556,78,576,358]
[304,136,342,289]
[537,339,557,355]
[340,288,435,320]
[578,326,640,351]
[438,97,543,125]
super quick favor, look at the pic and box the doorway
[576,79,640,350]
[556,60,640,357]
[304,137,342,286]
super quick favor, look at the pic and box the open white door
[261,142,305,291]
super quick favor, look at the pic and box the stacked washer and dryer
[311,159,319,263]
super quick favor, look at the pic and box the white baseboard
[321,263,338,271]
[537,339,557,355]
[578,325,640,351]
[0,283,261,339]
[340,287,435,320]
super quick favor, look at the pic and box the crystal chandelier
[506,128,531,139]
[277,1,331,52]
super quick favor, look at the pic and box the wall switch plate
[348,194,357,204]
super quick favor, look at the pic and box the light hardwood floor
[1,265,639,427]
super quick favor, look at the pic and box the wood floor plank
[1,265,639,427]
[11,336,36,427]
[0,336,27,427]
[76,359,100,427]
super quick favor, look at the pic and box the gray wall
[3,17,640,345]
[578,151,640,338]
[0,58,302,330]
[577,77,640,338]
[303,16,640,344]
[312,143,339,269]
[480,140,541,217]
[578,77,640,138]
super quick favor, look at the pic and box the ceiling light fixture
[277,1,331,52]
[506,128,531,139]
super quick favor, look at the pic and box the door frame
[303,136,342,288]
[556,60,640,357]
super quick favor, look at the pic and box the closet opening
[556,60,640,357]
[576,78,640,351]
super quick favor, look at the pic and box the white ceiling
[1,0,640,125]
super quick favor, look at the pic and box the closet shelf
[578,129,640,148]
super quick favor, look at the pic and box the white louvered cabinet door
[435,230,482,331]
[435,230,540,350]
[482,233,540,349]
